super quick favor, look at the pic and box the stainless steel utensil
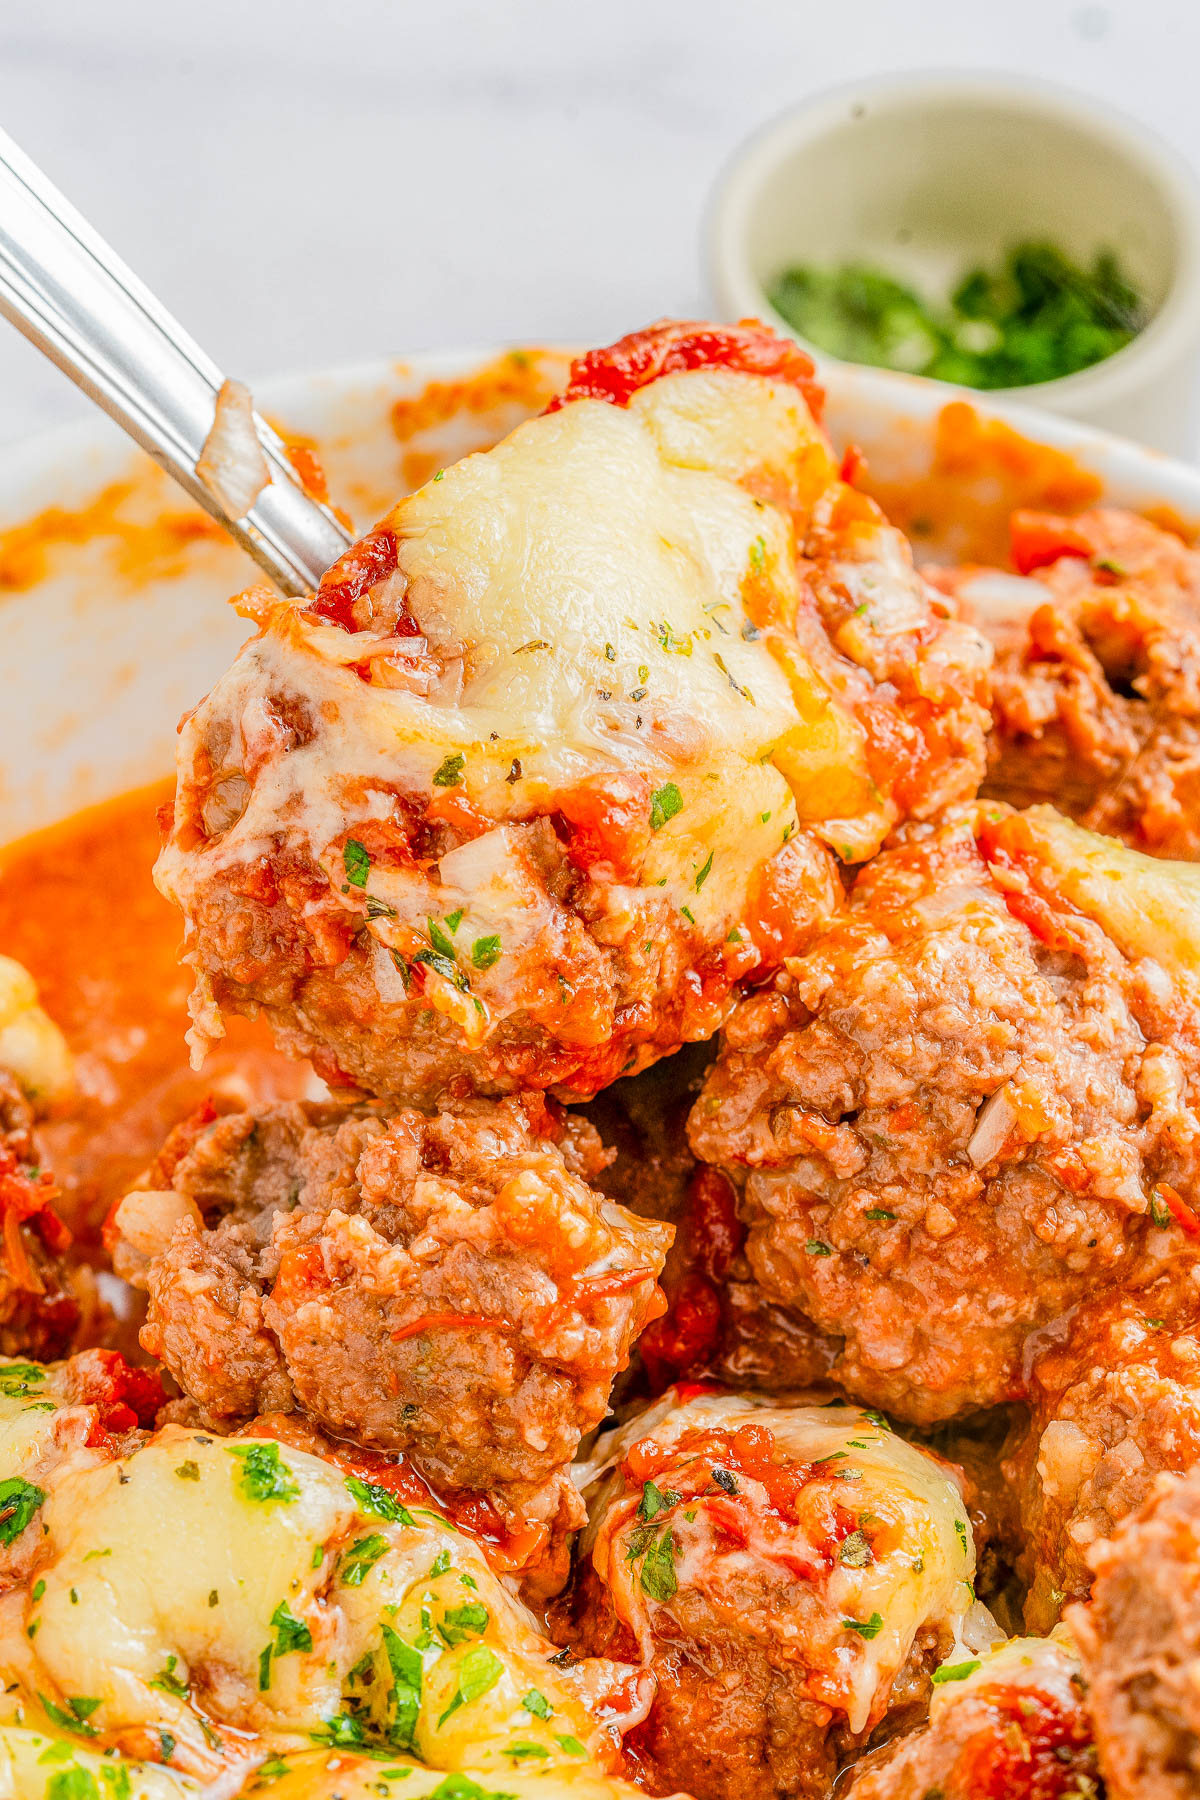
[0,127,351,595]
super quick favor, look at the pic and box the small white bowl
[708,73,1200,456]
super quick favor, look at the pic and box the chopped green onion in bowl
[767,241,1149,389]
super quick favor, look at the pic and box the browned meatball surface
[689,803,1200,1424]
[939,506,1200,859]
[565,1388,977,1800]
[1071,1463,1200,1800]
[110,1092,670,1525]
[843,1632,1099,1799]
[1004,1273,1200,1634]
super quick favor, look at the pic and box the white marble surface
[1,0,1198,450]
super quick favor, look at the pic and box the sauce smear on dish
[0,778,311,1248]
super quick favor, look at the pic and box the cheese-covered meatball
[690,803,1200,1423]
[1071,1463,1200,1800]
[941,506,1200,858]
[1004,1272,1200,1634]
[110,1093,670,1561]
[2,1421,646,1789]
[155,320,989,1104]
[843,1630,1098,1799]
[567,1388,980,1800]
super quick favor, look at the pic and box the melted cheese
[0,1359,106,1506]
[19,1426,626,1782]
[0,1722,199,1798]
[0,957,74,1112]
[579,1389,975,1736]
[253,1752,650,1800]
[928,1626,1083,1721]
[1004,805,1200,990]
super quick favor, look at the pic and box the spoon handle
[0,127,350,595]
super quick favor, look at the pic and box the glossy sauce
[0,779,314,1251]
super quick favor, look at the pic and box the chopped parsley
[471,935,502,971]
[694,851,714,892]
[648,782,683,832]
[768,242,1147,389]
[842,1612,884,1639]
[932,1659,982,1685]
[270,1599,313,1656]
[0,1362,46,1398]
[412,948,469,992]
[343,839,371,888]
[47,1773,101,1800]
[749,535,766,573]
[381,1623,423,1752]
[39,1693,101,1737]
[0,1476,45,1545]
[555,1735,587,1757]
[505,1743,549,1761]
[340,1533,391,1587]
[227,1442,300,1506]
[437,1644,504,1725]
[805,1239,832,1257]
[637,1481,680,1522]
[439,1600,490,1645]
[1151,1191,1172,1228]
[522,1689,552,1719]
[149,1654,189,1698]
[432,753,465,788]
[345,1476,418,1526]
[630,1525,678,1602]
[174,1460,200,1482]
[428,918,458,960]
[864,1209,896,1222]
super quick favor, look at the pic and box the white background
[2,0,1199,449]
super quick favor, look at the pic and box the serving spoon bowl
[0,126,351,595]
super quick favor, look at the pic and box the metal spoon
[0,126,351,596]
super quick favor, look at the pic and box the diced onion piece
[113,1187,203,1262]
[967,1085,1016,1168]
[196,379,270,520]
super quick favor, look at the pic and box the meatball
[690,801,1200,1423]
[110,1093,670,1547]
[941,506,1200,858]
[155,320,989,1104]
[1071,1463,1200,1799]
[566,1388,979,1800]
[1003,1273,1200,1634]
[843,1630,1099,1799]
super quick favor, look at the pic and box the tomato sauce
[0,779,312,1252]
